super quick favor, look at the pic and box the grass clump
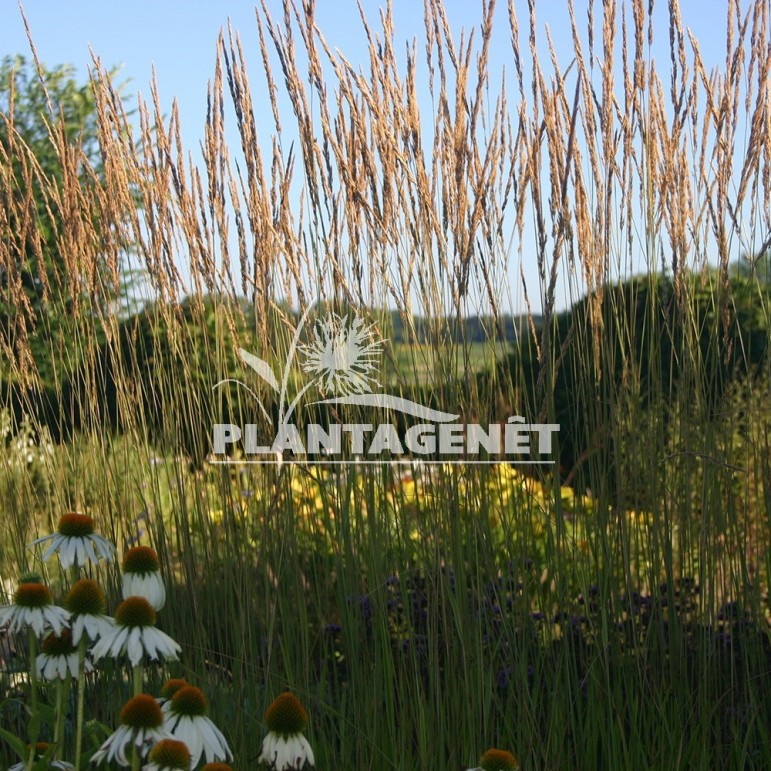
[1,0,770,768]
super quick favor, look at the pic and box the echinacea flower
[157,678,190,714]
[142,738,191,771]
[90,694,168,766]
[201,765,233,771]
[258,692,315,770]
[29,512,115,569]
[65,578,114,645]
[467,748,519,770]
[0,575,69,637]
[164,685,232,766]
[36,628,93,681]
[8,742,74,770]
[123,546,166,610]
[91,597,180,668]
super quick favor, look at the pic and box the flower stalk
[54,678,67,750]
[24,629,39,771]
[131,663,144,771]
[74,634,87,771]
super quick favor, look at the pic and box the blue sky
[1,1,732,313]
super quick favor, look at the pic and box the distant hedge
[6,275,768,479]
[2,297,263,461]
[504,273,770,490]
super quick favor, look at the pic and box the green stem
[23,743,36,771]
[132,661,144,696]
[25,629,39,771]
[70,563,83,767]
[53,677,67,752]
[131,743,141,771]
[130,662,144,771]
[74,635,87,771]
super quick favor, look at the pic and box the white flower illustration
[299,313,382,395]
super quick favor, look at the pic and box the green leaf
[0,725,28,758]
[84,717,113,743]
[33,700,56,726]
[27,711,41,744]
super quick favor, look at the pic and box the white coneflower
[200,765,233,771]
[8,742,74,770]
[91,597,180,668]
[90,694,168,766]
[157,678,190,714]
[467,748,520,770]
[258,692,315,770]
[36,628,93,681]
[65,578,114,645]
[9,758,74,770]
[122,546,166,611]
[164,685,232,766]
[142,738,191,771]
[0,575,69,637]
[29,512,115,570]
